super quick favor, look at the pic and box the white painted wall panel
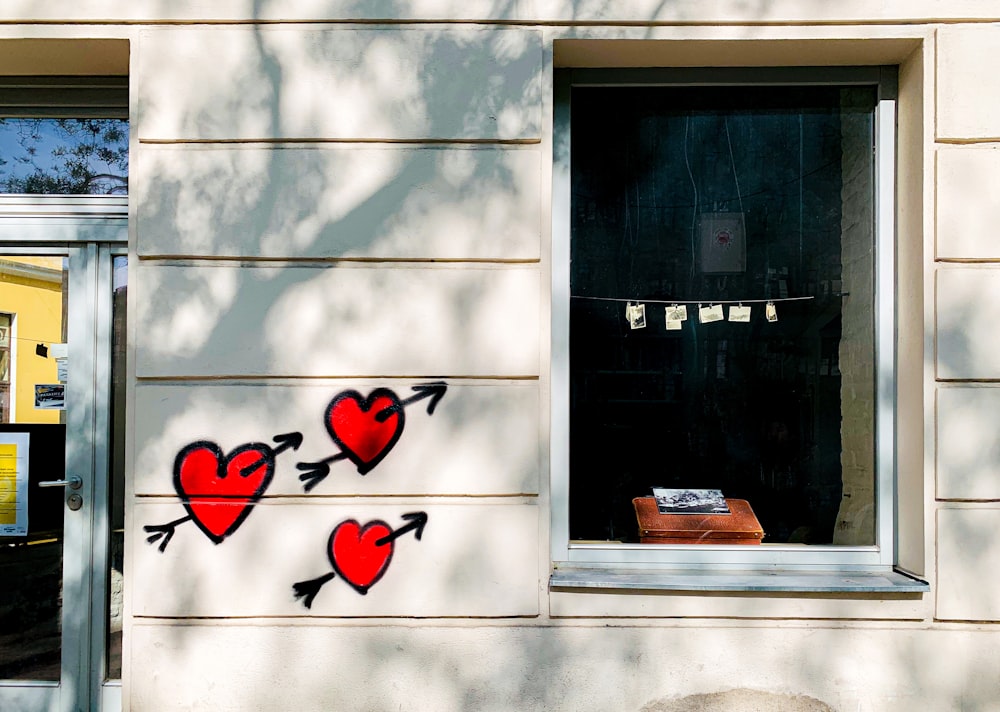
[936,148,1000,259]
[937,387,1000,500]
[133,381,539,496]
[135,145,541,260]
[132,501,539,617]
[936,268,1000,379]
[137,28,542,140]
[937,507,1000,621]
[128,624,1000,712]
[133,263,540,377]
[937,25,1000,140]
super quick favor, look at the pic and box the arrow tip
[401,511,429,540]
[274,431,304,451]
[413,381,447,415]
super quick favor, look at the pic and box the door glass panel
[106,255,126,680]
[0,255,67,680]
[0,119,128,195]
[0,313,11,421]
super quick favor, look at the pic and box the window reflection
[0,119,128,195]
[0,255,67,681]
[107,255,126,680]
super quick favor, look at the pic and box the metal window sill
[549,566,929,593]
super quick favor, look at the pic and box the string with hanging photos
[578,295,814,330]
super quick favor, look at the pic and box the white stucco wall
[4,3,1000,710]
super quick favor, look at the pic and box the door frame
[0,195,127,712]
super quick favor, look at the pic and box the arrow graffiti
[374,382,448,422]
[144,431,303,551]
[296,383,447,492]
[292,511,429,606]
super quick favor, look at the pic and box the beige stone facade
[1,2,999,710]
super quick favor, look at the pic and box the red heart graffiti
[173,441,275,543]
[325,389,405,474]
[328,519,394,594]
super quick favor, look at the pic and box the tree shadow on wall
[122,0,994,710]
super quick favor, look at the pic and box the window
[0,77,128,195]
[0,118,128,195]
[552,67,902,574]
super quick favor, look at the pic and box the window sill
[549,566,929,593]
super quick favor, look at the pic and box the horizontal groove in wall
[128,613,941,627]
[131,614,541,623]
[935,499,1000,505]
[127,616,940,629]
[935,378,1000,384]
[136,493,538,501]
[935,259,1000,264]
[134,256,541,265]
[5,18,1000,28]
[936,138,1000,145]
[134,375,540,383]
[138,137,541,146]
[932,617,1000,625]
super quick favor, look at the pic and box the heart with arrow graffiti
[293,512,428,605]
[327,519,395,594]
[296,384,447,492]
[145,432,301,552]
[325,389,406,474]
[173,441,276,543]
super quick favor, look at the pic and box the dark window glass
[107,255,126,680]
[569,84,877,546]
[0,119,128,195]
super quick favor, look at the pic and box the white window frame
[551,66,903,576]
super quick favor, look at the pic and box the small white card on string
[627,303,647,329]
[728,305,752,322]
[665,305,687,331]
[765,301,778,322]
[665,304,688,322]
[699,304,724,323]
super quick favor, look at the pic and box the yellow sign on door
[0,443,18,524]
[0,435,29,535]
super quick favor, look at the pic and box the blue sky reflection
[0,118,128,195]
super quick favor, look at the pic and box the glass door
[0,239,125,712]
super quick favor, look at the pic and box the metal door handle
[39,476,83,490]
